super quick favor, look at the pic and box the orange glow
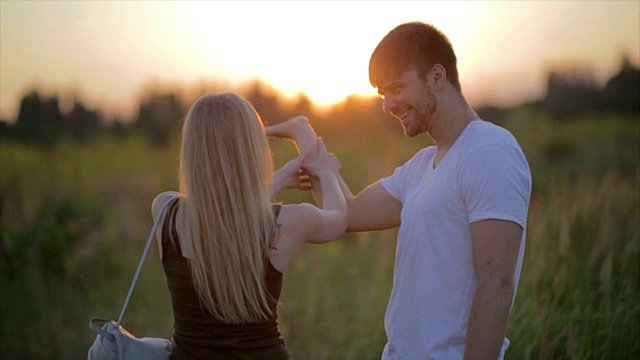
[0,1,638,120]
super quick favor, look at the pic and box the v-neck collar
[432,118,480,170]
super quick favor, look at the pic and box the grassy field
[0,111,638,359]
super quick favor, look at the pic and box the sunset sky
[1,1,638,121]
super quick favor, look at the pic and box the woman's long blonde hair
[177,93,275,324]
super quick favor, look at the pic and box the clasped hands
[269,116,340,195]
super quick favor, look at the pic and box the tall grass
[508,171,639,359]
[0,113,638,359]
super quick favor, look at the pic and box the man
[342,22,532,359]
[269,21,531,360]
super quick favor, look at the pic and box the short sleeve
[381,147,434,203]
[381,163,406,202]
[458,143,531,228]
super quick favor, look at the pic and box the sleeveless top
[161,199,291,360]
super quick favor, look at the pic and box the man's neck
[429,94,477,152]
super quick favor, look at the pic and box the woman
[151,93,346,359]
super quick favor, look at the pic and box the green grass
[0,113,638,359]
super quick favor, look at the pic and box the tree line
[0,55,637,147]
[541,55,639,119]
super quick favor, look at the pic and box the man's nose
[382,96,395,114]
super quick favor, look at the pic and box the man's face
[376,68,437,138]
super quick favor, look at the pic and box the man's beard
[406,86,437,137]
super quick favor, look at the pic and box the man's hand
[302,138,341,177]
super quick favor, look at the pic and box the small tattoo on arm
[269,223,282,251]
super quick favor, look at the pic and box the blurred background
[0,1,638,359]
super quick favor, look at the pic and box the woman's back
[161,198,291,360]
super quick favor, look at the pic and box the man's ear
[429,64,447,90]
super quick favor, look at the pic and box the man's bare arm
[343,180,401,232]
[464,219,522,360]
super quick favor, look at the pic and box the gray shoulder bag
[87,198,176,360]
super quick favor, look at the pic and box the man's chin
[403,128,420,138]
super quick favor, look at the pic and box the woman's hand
[302,138,341,177]
[266,116,319,159]
[272,151,313,196]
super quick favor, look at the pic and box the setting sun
[178,2,476,107]
[180,1,393,107]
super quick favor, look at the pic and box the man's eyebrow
[377,80,400,96]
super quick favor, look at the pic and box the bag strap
[89,317,116,341]
[116,196,177,326]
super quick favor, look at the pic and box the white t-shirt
[380,120,532,360]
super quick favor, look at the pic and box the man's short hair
[369,22,461,92]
